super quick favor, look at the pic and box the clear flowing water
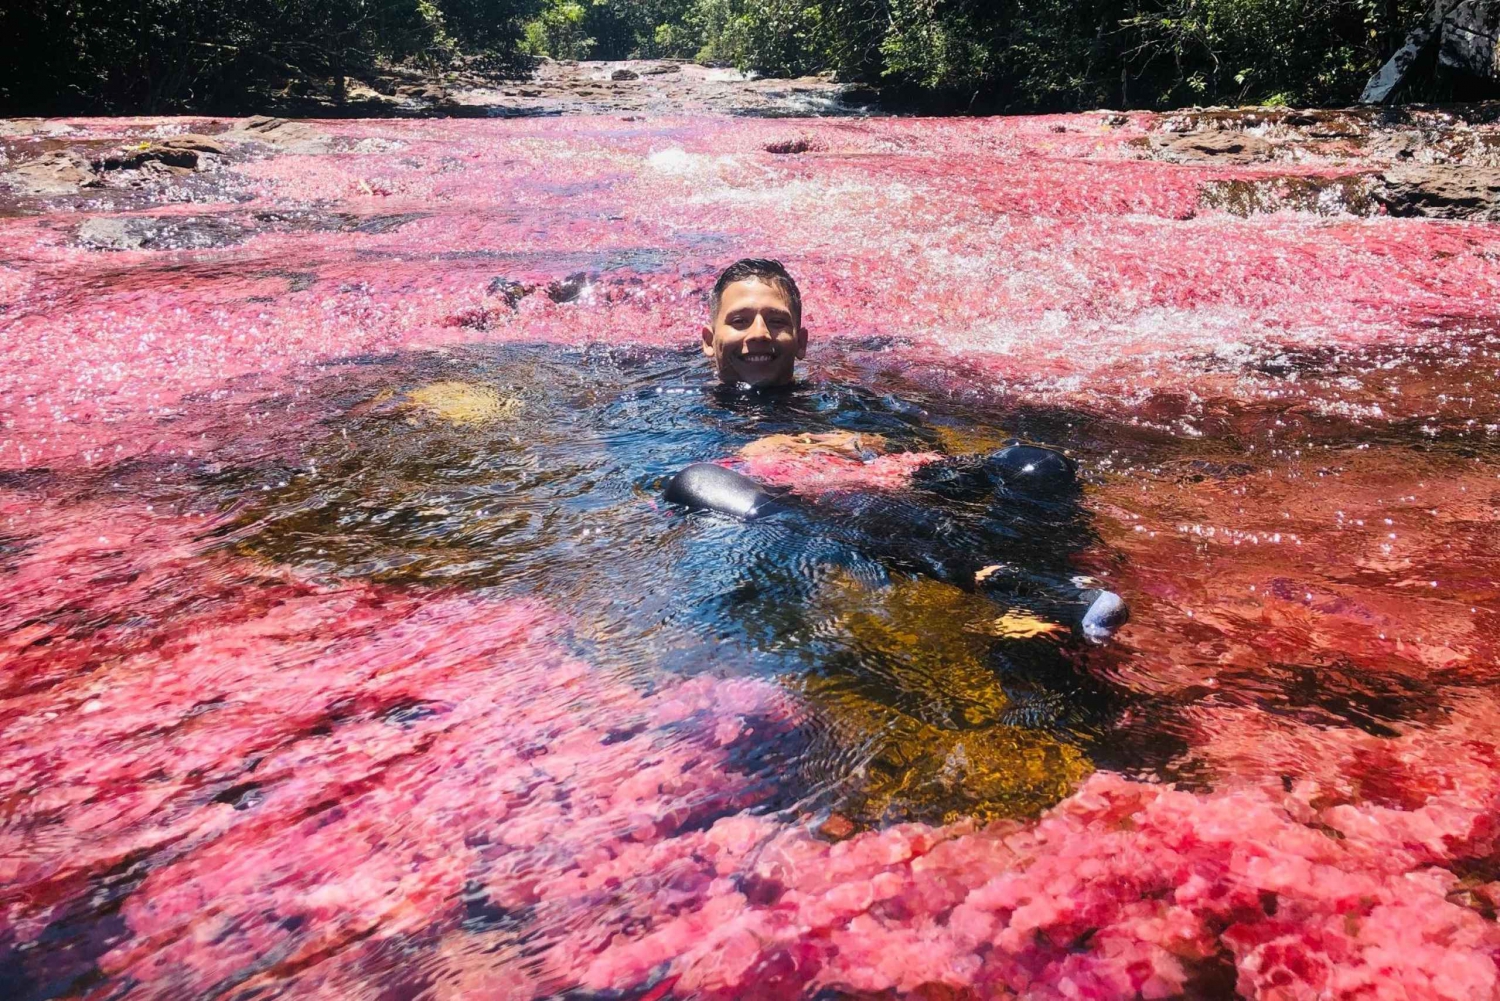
[2,112,1500,1000]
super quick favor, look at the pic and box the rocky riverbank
[80,58,864,121]
[1133,104,1500,220]
[6,97,1499,225]
[443,58,860,118]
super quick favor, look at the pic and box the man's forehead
[718,278,795,311]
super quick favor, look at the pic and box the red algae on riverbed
[10,503,1500,1000]
[3,107,1500,999]
[0,497,795,998]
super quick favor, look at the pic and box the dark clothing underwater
[656,380,1134,736]
[663,443,1128,644]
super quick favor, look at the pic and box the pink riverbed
[2,109,1500,999]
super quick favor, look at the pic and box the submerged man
[665,257,1128,645]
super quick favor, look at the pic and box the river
[2,97,1500,999]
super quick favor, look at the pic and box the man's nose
[745,315,772,341]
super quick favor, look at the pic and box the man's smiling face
[702,277,807,388]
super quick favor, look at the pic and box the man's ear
[795,326,808,360]
[701,325,715,357]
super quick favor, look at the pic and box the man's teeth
[744,353,774,362]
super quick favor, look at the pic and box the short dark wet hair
[709,258,802,325]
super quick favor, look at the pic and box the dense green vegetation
[521,0,1432,109]
[1,0,539,114]
[0,0,1439,114]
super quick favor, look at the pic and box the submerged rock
[75,214,252,251]
[545,272,591,302]
[1375,164,1500,219]
[69,208,430,252]
[403,382,523,426]
[792,574,1095,825]
[1199,173,1382,217]
[3,149,100,195]
[737,431,887,460]
[249,208,428,235]
[98,134,227,173]
[1159,130,1275,164]
[75,217,146,251]
[486,276,535,307]
[220,115,331,153]
[764,137,823,154]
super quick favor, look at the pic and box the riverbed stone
[75,216,147,250]
[403,382,522,425]
[4,150,100,195]
[486,277,535,307]
[1375,164,1500,219]
[1160,130,1275,163]
[220,116,331,153]
[545,272,591,303]
[76,214,253,251]
[98,134,227,173]
[1200,173,1382,217]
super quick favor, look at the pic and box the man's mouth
[741,352,776,364]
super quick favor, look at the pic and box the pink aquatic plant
[2,109,1499,999]
[1,499,798,997]
[729,450,941,495]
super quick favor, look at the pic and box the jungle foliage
[2,0,1438,114]
[521,0,1433,110]
[2,0,540,114]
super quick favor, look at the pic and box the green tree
[1,0,540,115]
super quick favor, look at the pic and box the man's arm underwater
[660,443,1130,643]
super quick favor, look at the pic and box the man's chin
[727,362,793,388]
[736,373,793,389]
